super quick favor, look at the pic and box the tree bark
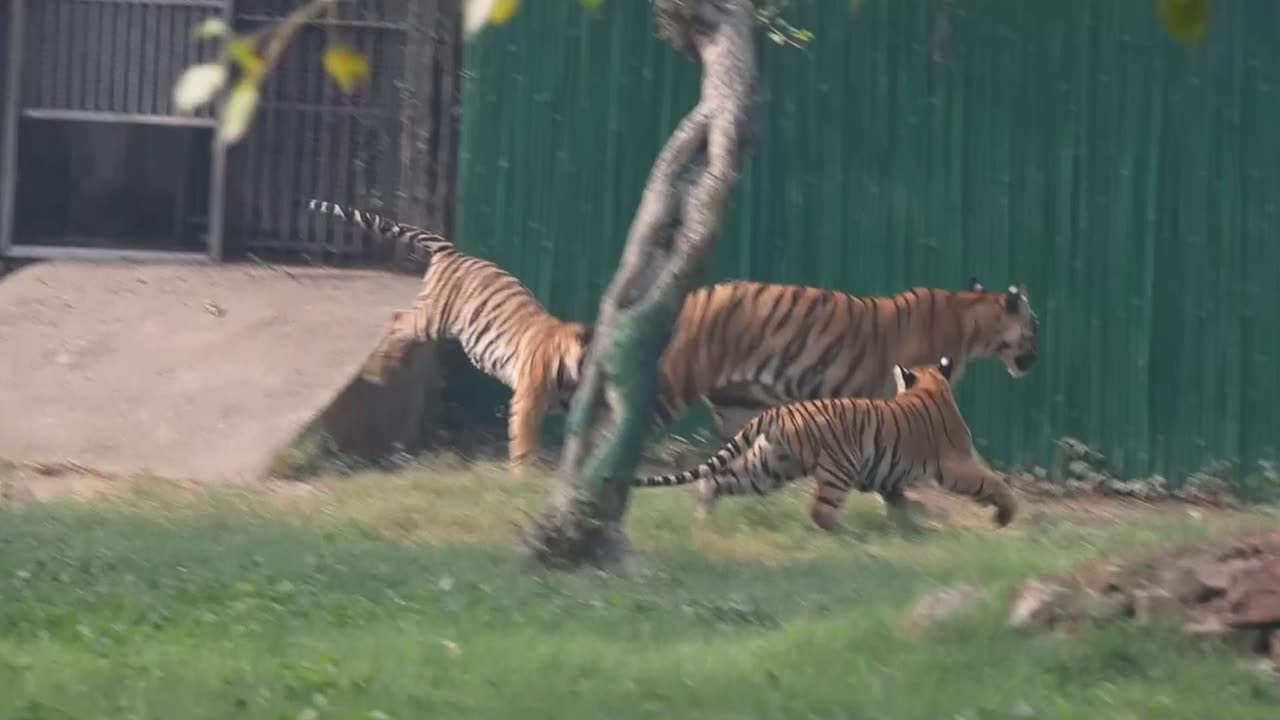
[522,0,758,570]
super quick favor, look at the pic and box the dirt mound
[0,260,425,482]
[1007,530,1280,670]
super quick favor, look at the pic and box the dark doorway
[13,119,212,253]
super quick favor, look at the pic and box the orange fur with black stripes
[307,199,592,473]
[634,356,1017,532]
[654,279,1040,439]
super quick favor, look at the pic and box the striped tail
[305,199,454,255]
[633,435,748,488]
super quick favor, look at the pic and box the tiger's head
[553,322,595,410]
[966,278,1040,378]
[893,355,957,396]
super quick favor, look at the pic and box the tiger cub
[306,199,592,473]
[634,355,1017,532]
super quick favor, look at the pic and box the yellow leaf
[172,62,228,114]
[323,44,371,94]
[192,16,229,40]
[227,38,265,81]
[1158,0,1207,44]
[580,0,604,9]
[218,79,260,146]
[488,0,521,25]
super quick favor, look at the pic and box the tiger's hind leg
[880,485,929,537]
[694,433,799,521]
[708,404,766,442]
[809,467,857,533]
[705,384,774,442]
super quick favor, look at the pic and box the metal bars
[224,0,460,267]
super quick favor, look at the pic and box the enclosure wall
[456,0,1280,480]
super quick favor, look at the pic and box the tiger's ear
[893,364,917,393]
[938,355,954,381]
[1004,285,1022,314]
[968,277,985,292]
[577,324,594,348]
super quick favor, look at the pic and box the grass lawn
[1,462,1277,719]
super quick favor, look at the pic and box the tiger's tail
[632,429,755,488]
[305,199,454,255]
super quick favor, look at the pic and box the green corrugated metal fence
[454,0,1280,481]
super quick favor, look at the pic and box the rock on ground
[1005,530,1280,670]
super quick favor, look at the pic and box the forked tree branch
[523,0,758,570]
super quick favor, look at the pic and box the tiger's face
[554,323,595,410]
[969,279,1040,378]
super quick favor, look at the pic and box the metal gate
[0,0,460,268]
[224,0,460,267]
[0,0,232,261]
[0,4,9,253]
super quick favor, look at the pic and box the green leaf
[192,16,229,40]
[218,79,261,146]
[322,44,370,94]
[172,62,228,114]
[580,0,604,9]
[1158,0,1208,44]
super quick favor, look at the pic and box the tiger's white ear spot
[940,356,952,368]
[892,364,909,393]
[1008,285,1019,295]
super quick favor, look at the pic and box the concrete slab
[0,260,426,482]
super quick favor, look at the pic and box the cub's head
[554,323,595,410]
[966,278,1040,378]
[893,355,957,395]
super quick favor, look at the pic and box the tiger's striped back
[635,356,1017,532]
[306,198,593,472]
[655,279,1040,439]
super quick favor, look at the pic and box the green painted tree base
[520,486,634,571]
[522,0,759,570]
[522,306,675,569]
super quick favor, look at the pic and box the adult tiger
[655,279,1040,440]
[634,356,1017,532]
[306,199,592,473]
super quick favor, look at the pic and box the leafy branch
[171,0,813,147]
[173,0,372,146]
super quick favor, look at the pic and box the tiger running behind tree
[305,199,592,473]
[653,278,1041,441]
[633,355,1017,533]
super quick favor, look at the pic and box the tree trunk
[522,0,758,570]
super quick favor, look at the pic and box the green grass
[0,463,1277,719]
